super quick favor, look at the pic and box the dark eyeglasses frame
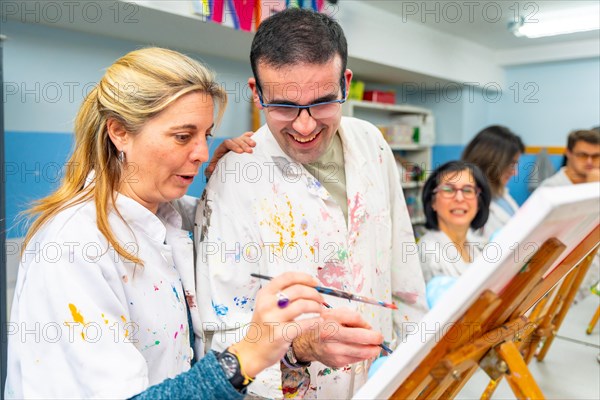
[433,184,481,199]
[255,77,347,120]
[571,151,600,161]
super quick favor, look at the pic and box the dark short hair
[461,125,524,197]
[250,8,348,84]
[567,129,600,151]
[422,161,492,231]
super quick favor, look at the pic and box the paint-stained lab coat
[196,117,428,399]
[5,195,202,399]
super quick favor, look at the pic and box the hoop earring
[118,150,126,163]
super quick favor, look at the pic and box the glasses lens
[268,106,299,121]
[461,186,477,199]
[438,185,456,198]
[310,102,341,119]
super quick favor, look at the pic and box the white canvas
[354,183,600,399]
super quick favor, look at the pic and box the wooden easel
[481,239,599,399]
[391,224,600,400]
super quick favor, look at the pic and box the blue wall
[488,58,600,146]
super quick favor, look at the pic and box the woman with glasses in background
[419,161,491,282]
[462,125,525,244]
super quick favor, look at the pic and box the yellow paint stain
[286,200,296,240]
[124,329,129,338]
[68,303,85,325]
[101,313,109,325]
[310,246,315,255]
[274,212,285,250]
[121,315,127,323]
[262,196,299,254]
[68,303,86,342]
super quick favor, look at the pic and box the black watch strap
[216,349,250,391]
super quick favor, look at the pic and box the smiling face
[432,169,479,234]
[111,91,214,213]
[249,56,351,164]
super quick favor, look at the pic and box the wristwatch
[216,349,250,392]
[284,343,311,369]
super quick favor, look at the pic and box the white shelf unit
[342,100,435,229]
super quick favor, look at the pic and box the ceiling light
[509,4,600,38]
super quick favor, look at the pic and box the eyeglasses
[434,184,480,199]
[256,79,346,122]
[572,151,600,162]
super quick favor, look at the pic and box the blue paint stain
[234,296,252,308]
[171,285,181,302]
[212,301,229,316]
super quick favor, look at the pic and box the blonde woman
[5,48,324,399]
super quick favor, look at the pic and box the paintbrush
[250,272,395,354]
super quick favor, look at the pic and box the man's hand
[291,308,383,368]
[205,131,256,179]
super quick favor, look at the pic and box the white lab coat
[539,167,572,188]
[5,195,201,399]
[195,117,427,399]
[418,229,482,282]
[474,189,520,244]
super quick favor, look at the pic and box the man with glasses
[540,129,600,187]
[539,128,599,306]
[195,8,427,398]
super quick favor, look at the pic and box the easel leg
[586,305,600,335]
[537,252,596,362]
[497,341,545,399]
[481,379,499,400]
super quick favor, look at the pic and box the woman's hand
[229,272,324,378]
[205,132,256,179]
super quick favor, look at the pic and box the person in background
[539,128,600,305]
[462,125,525,243]
[540,129,600,187]
[419,161,491,282]
[195,8,427,399]
[5,47,326,399]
